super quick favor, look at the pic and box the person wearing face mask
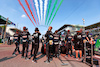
[44,26,53,63]
[31,28,41,63]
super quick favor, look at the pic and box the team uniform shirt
[74,33,83,50]
[45,31,53,45]
[21,31,30,43]
[74,33,83,44]
[13,33,20,42]
[65,34,72,43]
[82,33,86,40]
[53,33,60,45]
[45,31,53,42]
[32,32,41,44]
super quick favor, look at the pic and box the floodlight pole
[82,18,85,33]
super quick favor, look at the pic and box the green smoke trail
[47,0,58,25]
[49,0,63,26]
[45,0,52,25]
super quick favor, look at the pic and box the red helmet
[55,30,58,33]
[23,26,26,30]
[76,31,80,32]
[68,30,70,32]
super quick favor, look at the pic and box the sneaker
[44,60,50,64]
[21,56,25,58]
[55,55,57,58]
[30,54,33,57]
[65,55,68,58]
[79,58,82,60]
[12,54,16,56]
[29,57,31,59]
[50,58,53,61]
[25,58,29,60]
[76,58,78,60]
[19,52,21,54]
[32,60,37,63]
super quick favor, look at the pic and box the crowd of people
[12,26,96,63]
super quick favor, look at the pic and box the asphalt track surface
[0,43,99,67]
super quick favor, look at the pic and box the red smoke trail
[25,0,37,25]
[18,0,35,26]
[30,0,39,25]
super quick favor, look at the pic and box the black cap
[35,27,39,31]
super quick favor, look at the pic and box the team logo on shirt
[34,33,38,38]
[22,36,27,38]
[14,37,18,39]
[89,35,91,37]
[54,37,59,39]
[23,40,27,42]
[82,35,86,37]
[68,36,72,39]
[77,35,81,38]
[50,35,53,38]
[54,42,59,44]
[49,40,53,45]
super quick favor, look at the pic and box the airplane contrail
[18,0,35,26]
[30,0,39,25]
[47,0,58,25]
[45,0,52,25]
[34,0,40,22]
[25,0,37,25]
[44,0,48,23]
[39,0,43,21]
[49,0,64,26]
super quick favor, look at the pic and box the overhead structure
[0,15,16,25]
[0,15,16,39]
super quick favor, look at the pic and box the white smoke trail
[34,0,40,22]
[39,0,43,21]
[44,0,48,22]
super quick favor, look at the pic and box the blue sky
[0,0,100,35]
